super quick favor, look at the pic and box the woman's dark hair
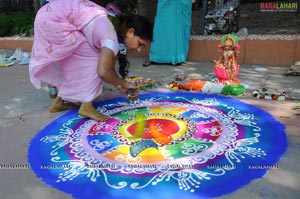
[116,15,153,79]
[119,15,153,41]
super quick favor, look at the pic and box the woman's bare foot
[49,96,79,113]
[78,102,109,121]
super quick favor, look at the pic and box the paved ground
[0,49,300,199]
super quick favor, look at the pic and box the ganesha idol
[213,34,240,84]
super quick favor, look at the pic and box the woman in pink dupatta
[29,0,153,121]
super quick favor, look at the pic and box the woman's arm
[97,47,138,101]
[97,47,125,87]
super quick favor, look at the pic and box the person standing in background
[143,0,193,66]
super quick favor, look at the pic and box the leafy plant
[0,12,35,37]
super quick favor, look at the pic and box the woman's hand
[97,47,139,101]
[117,82,139,101]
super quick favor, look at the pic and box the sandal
[142,59,152,67]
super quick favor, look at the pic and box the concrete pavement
[0,49,300,199]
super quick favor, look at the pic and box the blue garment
[150,0,192,65]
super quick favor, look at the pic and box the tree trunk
[137,0,157,24]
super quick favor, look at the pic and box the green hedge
[0,12,35,37]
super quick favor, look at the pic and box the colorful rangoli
[28,91,287,199]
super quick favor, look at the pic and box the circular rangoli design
[28,91,287,199]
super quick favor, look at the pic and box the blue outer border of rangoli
[28,91,288,199]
